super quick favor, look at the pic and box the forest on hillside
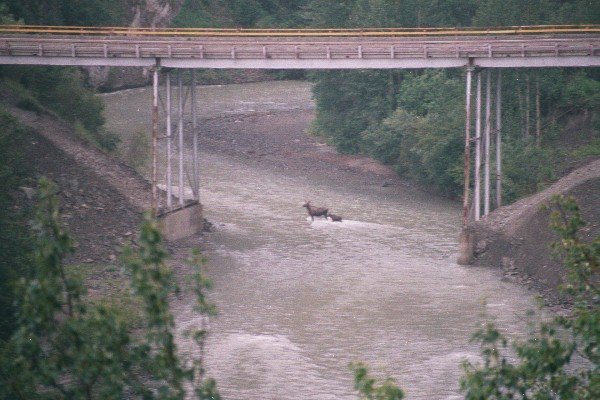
[2,0,599,204]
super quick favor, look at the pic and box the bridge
[1,25,599,250]
[1,25,599,69]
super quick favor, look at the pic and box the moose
[302,201,329,221]
[328,213,342,222]
[302,201,343,222]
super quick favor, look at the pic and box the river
[102,80,541,399]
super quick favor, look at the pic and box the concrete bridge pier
[150,63,203,241]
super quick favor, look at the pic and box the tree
[0,1,21,24]
[360,70,466,196]
[311,70,394,153]
[2,0,125,26]
[0,110,33,341]
[460,195,599,399]
[0,178,220,399]
[301,0,356,28]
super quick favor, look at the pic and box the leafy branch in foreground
[0,177,220,399]
[460,195,599,399]
[350,361,404,400]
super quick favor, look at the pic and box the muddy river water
[102,81,542,399]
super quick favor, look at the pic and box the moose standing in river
[328,213,342,222]
[302,201,329,221]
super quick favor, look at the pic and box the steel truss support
[151,67,201,214]
[192,70,199,201]
[464,66,503,226]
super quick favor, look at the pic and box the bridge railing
[1,24,600,37]
[1,38,597,60]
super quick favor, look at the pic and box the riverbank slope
[470,157,600,304]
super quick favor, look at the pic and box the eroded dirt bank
[470,158,600,305]
[9,106,145,266]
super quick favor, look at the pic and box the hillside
[8,104,146,265]
[471,157,600,305]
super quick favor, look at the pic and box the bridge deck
[0,26,599,69]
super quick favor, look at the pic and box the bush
[360,71,466,197]
[0,109,33,341]
[350,362,405,400]
[461,196,599,399]
[0,179,220,399]
[502,139,555,203]
[1,68,120,152]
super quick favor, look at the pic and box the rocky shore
[469,158,600,307]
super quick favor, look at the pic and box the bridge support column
[166,70,173,209]
[177,69,185,208]
[458,63,475,265]
[151,65,159,216]
[462,63,474,228]
[192,69,200,201]
[495,71,502,208]
[474,71,482,222]
[484,69,492,217]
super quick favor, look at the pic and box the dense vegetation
[0,110,33,341]
[0,4,121,337]
[0,180,220,399]
[461,196,599,399]
[0,1,119,152]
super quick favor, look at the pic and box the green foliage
[460,196,600,399]
[311,70,396,153]
[0,109,33,341]
[360,71,466,196]
[3,0,125,26]
[173,0,310,28]
[16,97,43,113]
[348,0,476,28]
[1,68,120,152]
[301,0,356,28]
[562,73,600,113]
[350,362,404,400]
[571,138,600,159]
[18,67,105,133]
[173,0,234,28]
[472,0,556,26]
[552,0,600,24]
[0,179,220,399]
[502,140,555,203]
[0,1,21,24]
[1,0,124,152]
